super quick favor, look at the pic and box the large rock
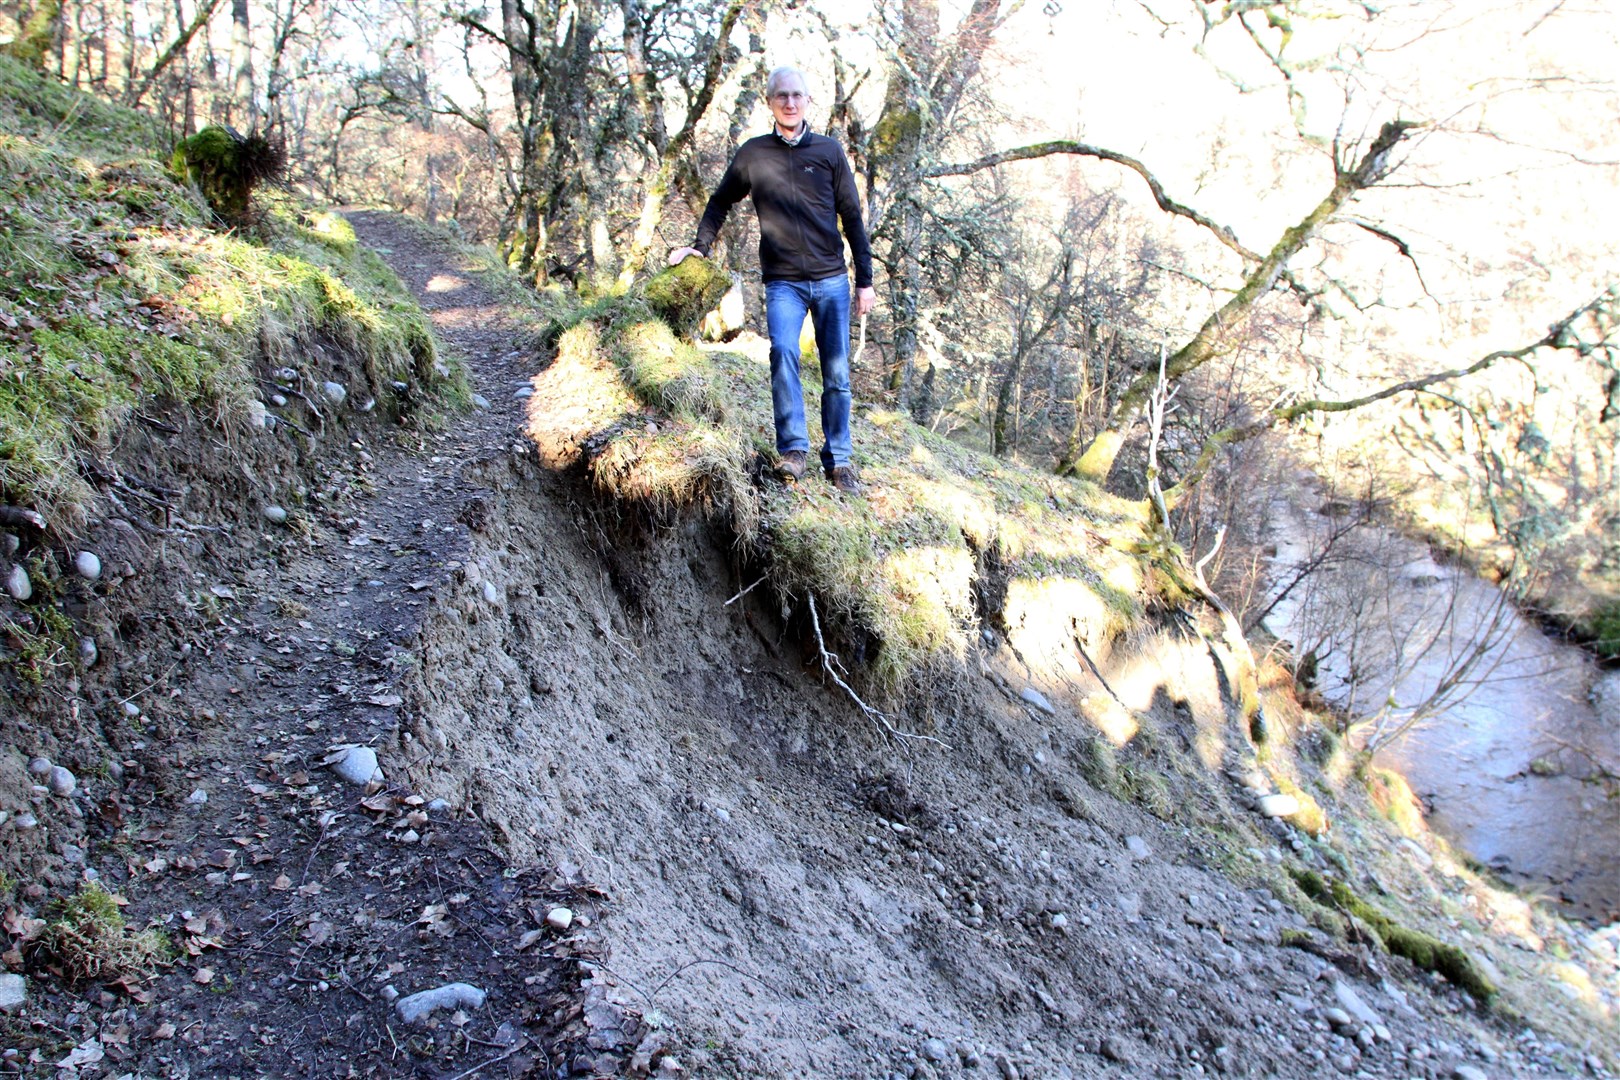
[395,982,486,1024]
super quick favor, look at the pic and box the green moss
[1289,868,1496,1000]
[643,256,731,336]
[40,882,173,984]
[169,126,286,220]
[1589,600,1620,660]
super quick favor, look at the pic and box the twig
[805,593,950,749]
[446,1043,522,1080]
[724,576,767,606]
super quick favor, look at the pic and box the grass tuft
[37,883,172,984]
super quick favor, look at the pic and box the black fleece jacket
[693,127,873,289]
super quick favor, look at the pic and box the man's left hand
[855,286,876,316]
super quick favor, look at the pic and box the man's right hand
[667,246,702,266]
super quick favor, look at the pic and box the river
[1261,498,1620,923]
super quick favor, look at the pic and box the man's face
[768,74,809,133]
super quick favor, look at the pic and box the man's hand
[855,286,877,317]
[668,246,702,267]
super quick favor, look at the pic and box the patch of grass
[37,883,172,984]
[1589,599,1620,660]
[535,263,1152,698]
[0,66,464,527]
[1290,868,1496,1001]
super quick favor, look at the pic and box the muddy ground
[1,211,1614,1078]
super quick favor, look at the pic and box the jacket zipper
[787,139,810,277]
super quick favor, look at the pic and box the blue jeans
[764,275,852,472]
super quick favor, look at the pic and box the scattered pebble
[245,399,269,428]
[121,701,140,719]
[1323,1007,1353,1029]
[472,394,491,410]
[1333,981,1381,1026]
[546,907,574,931]
[321,381,347,405]
[47,766,76,797]
[270,393,288,407]
[481,581,500,605]
[263,505,289,525]
[1019,687,1055,715]
[73,551,101,580]
[1049,912,1069,931]
[921,1039,950,1063]
[27,757,51,777]
[77,637,98,667]
[4,564,30,601]
[427,798,450,815]
[395,982,486,1025]
[0,974,24,1013]
[330,745,383,786]
[186,789,208,805]
[1125,835,1152,861]
[1258,793,1300,818]
[1453,1067,1488,1080]
[514,387,534,399]
[13,814,37,830]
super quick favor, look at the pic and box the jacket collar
[773,121,811,147]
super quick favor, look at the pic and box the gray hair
[765,66,810,98]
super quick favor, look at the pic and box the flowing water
[1262,499,1620,922]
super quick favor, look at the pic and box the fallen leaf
[194,967,214,985]
[184,916,208,935]
[143,858,169,874]
[366,694,403,707]
[516,929,545,951]
[271,875,293,891]
[153,1022,176,1039]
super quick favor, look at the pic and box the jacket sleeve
[832,146,873,289]
[694,148,750,257]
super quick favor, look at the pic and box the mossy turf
[0,61,462,527]
[555,283,1150,698]
[1290,868,1498,1001]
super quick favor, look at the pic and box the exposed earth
[0,212,1615,1078]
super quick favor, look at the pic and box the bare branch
[927,140,1262,266]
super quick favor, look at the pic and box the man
[668,66,875,494]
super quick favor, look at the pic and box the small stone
[13,813,37,830]
[399,829,420,844]
[4,564,30,601]
[380,985,399,1003]
[0,974,25,1013]
[321,381,347,405]
[1333,980,1381,1026]
[186,788,208,805]
[471,394,491,410]
[73,551,101,581]
[1125,835,1152,861]
[60,843,85,864]
[1019,687,1056,715]
[245,399,269,428]
[48,766,76,797]
[481,581,500,605]
[921,1039,950,1063]
[546,907,574,931]
[395,982,486,1025]
[273,366,299,383]
[330,745,383,786]
[1323,1007,1353,1029]
[77,637,98,667]
[1099,1035,1131,1065]
[994,1054,1019,1080]
[514,386,534,399]
[0,532,15,557]
[121,701,140,718]
[263,505,288,525]
[27,757,51,777]
[270,393,288,407]
[427,798,450,815]
[1049,912,1069,931]
[1258,793,1300,818]
[1452,1067,1488,1080]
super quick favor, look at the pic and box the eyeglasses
[770,91,807,105]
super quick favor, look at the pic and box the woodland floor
[4,212,1614,1078]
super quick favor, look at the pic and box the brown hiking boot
[828,465,863,495]
[775,449,807,481]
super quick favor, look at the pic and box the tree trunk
[228,0,254,126]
